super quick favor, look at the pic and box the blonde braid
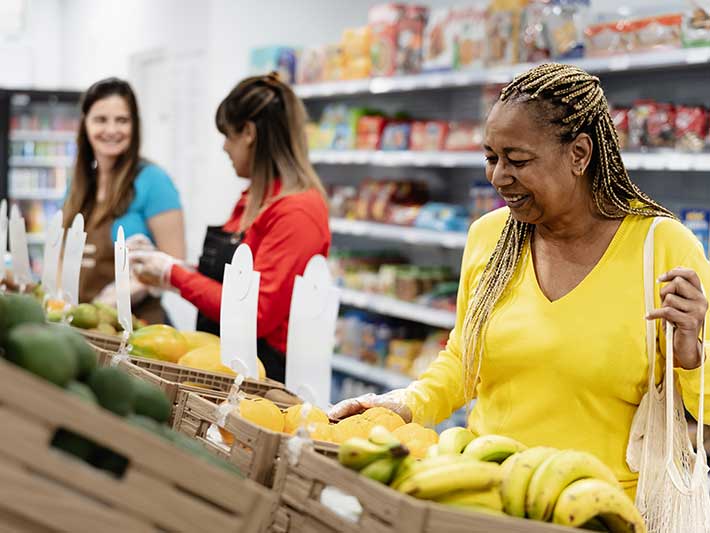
[462,63,674,406]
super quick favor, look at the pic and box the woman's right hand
[328,389,413,422]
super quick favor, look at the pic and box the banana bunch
[500,447,646,532]
[337,425,410,484]
[428,428,527,464]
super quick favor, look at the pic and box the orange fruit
[361,406,405,432]
[393,423,439,459]
[309,422,335,443]
[238,397,284,433]
[331,414,375,444]
[283,404,329,434]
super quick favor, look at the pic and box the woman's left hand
[646,267,707,369]
[130,250,176,290]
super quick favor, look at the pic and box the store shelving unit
[10,189,65,201]
[9,130,76,142]
[330,217,467,248]
[9,156,74,168]
[331,354,412,390]
[340,288,456,329]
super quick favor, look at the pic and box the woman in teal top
[63,77,185,324]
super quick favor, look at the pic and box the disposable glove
[328,389,412,422]
[130,250,176,290]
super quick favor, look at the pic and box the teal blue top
[111,163,181,242]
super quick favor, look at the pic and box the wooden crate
[74,326,123,352]
[174,391,338,488]
[270,442,580,533]
[0,358,276,533]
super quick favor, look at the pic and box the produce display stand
[270,442,579,533]
[0,358,276,532]
[73,326,123,352]
[174,391,338,488]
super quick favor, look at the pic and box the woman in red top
[131,73,330,381]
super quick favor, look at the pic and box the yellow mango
[180,330,220,351]
[178,344,267,380]
[128,324,188,363]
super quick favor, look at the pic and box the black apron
[195,226,286,382]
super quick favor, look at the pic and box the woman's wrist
[675,337,704,370]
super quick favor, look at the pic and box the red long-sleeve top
[170,184,331,353]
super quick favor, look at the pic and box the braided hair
[461,63,674,406]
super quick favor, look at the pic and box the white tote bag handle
[644,217,707,494]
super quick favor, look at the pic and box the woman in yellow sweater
[330,63,710,496]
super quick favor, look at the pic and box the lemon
[283,404,329,434]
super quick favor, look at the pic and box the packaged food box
[381,121,412,150]
[423,7,454,71]
[451,3,487,70]
[681,208,710,258]
[410,120,449,151]
[249,46,297,85]
[675,106,708,153]
[369,3,429,76]
[682,1,710,48]
[444,121,483,151]
[296,46,326,84]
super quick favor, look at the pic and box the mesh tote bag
[626,217,710,533]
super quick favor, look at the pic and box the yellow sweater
[405,207,710,494]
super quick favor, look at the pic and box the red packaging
[369,4,406,77]
[628,100,656,149]
[444,121,483,151]
[675,106,709,153]
[410,121,449,151]
[356,115,388,150]
[646,103,676,148]
[610,107,630,150]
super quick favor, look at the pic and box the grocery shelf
[10,189,65,201]
[331,353,412,390]
[9,130,76,142]
[27,233,46,245]
[312,149,710,171]
[339,288,456,329]
[295,47,710,99]
[9,156,74,168]
[331,217,468,249]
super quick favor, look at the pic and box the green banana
[368,425,401,447]
[360,456,403,484]
[552,479,646,533]
[434,487,503,512]
[463,434,527,463]
[526,450,620,522]
[437,426,475,455]
[391,454,472,490]
[396,458,502,500]
[499,446,558,517]
[338,437,407,471]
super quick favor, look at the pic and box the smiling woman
[62,78,186,324]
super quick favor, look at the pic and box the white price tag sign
[0,200,7,280]
[286,255,340,409]
[220,243,260,378]
[9,204,32,285]
[60,214,87,306]
[114,226,133,335]
[40,211,64,296]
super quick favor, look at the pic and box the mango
[128,324,188,363]
[178,343,267,380]
[180,331,220,351]
[68,304,100,330]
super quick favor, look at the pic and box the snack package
[645,103,676,148]
[675,106,708,153]
[342,26,373,79]
[628,13,683,53]
[544,0,589,59]
[485,0,528,67]
[610,107,630,151]
[322,44,345,82]
[356,114,388,150]
[628,100,656,149]
[683,1,710,47]
[369,3,406,77]
[296,46,326,84]
[423,7,454,71]
[410,121,449,151]
[444,121,483,151]
[469,182,507,221]
[681,208,710,258]
[380,121,412,150]
[249,46,297,84]
[520,0,552,62]
[451,3,487,70]
[585,19,629,57]
[398,5,429,74]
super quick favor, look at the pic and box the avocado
[132,379,171,424]
[51,429,95,462]
[87,367,136,416]
[5,323,78,386]
[50,325,98,381]
[68,303,100,330]
[0,293,46,343]
[65,380,98,403]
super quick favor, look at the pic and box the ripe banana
[437,426,475,455]
[391,454,472,490]
[434,487,503,512]
[526,449,620,522]
[499,446,558,517]
[360,456,403,484]
[463,434,527,463]
[338,437,407,471]
[552,479,646,533]
[426,444,440,458]
[581,517,611,532]
[368,425,401,447]
[396,458,502,500]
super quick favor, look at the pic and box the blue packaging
[681,208,710,258]
[248,46,297,85]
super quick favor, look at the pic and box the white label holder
[9,204,32,286]
[220,243,260,379]
[285,254,340,410]
[0,200,7,281]
[114,226,133,341]
[60,214,87,306]
[40,211,65,298]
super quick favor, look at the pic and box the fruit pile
[0,293,241,477]
[47,300,146,335]
[338,423,647,532]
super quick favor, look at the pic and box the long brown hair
[63,77,142,228]
[461,63,674,406]
[215,72,326,231]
